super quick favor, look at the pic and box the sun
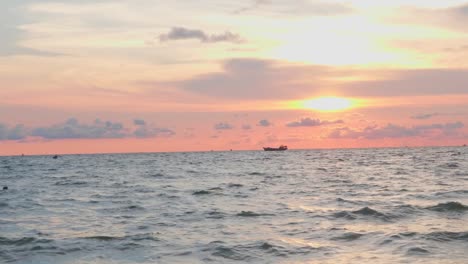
[296,97,357,112]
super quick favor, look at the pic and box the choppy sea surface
[1,147,468,264]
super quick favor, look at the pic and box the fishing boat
[263,145,288,151]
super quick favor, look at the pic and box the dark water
[1,147,467,263]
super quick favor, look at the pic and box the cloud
[159,27,243,43]
[342,69,468,97]
[233,0,353,16]
[131,118,175,138]
[0,1,64,56]
[283,1,353,16]
[176,58,333,100]
[0,123,28,140]
[411,113,439,120]
[233,0,270,14]
[165,58,468,101]
[286,118,344,127]
[31,118,127,139]
[133,127,175,138]
[133,119,146,126]
[387,4,468,32]
[443,44,468,53]
[0,118,175,141]
[214,122,234,130]
[327,122,464,139]
[257,119,272,127]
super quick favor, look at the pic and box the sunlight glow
[297,97,358,112]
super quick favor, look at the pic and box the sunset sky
[1,0,468,155]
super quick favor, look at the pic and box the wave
[435,190,468,198]
[147,172,165,178]
[353,207,389,218]
[424,231,468,242]
[211,245,251,261]
[236,211,274,217]
[192,190,212,195]
[237,211,262,217]
[336,198,359,204]
[425,202,468,212]
[248,172,266,176]
[332,211,356,220]
[206,211,226,219]
[390,231,468,243]
[332,207,392,221]
[82,233,159,242]
[54,180,89,186]
[193,187,223,196]
[331,232,364,241]
[100,204,145,213]
[406,247,430,255]
[204,240,324,261]
[438,162,460,169]
[0,237,52,246]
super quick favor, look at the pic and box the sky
[1,0,468,155]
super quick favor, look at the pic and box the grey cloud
[448,3,468,18]
[0,118,175,141]
[257,119,272,127]
[31,118,127,139]
[134,119,146,126]
[159,27,243,43]
[328,122,464,139]
[214,122,234,130]
[132,118,175,138]
[411,113,439,120]
[0,123,28,140]
[177,58,332,100]
[0,1,62,56]
[286,118,344,127]
[389,4,468,32]
[343,69,468,97]
[149,58,468,99]
[134,127,175,138]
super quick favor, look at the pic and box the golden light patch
[295,97,358,112]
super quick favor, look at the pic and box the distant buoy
[2,186,7,190]
[53,155,59,159]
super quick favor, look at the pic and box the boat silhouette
[263,145,288,151]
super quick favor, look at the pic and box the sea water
[1,147,467,263]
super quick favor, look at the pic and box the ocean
[1,146,467,263]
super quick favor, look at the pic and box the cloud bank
[177,58,332,100]
[162,58,468,101]
[411,113,439,120]
[0,124,28,140]
[0,118,175,141]
[390,3,468,32]
[286,118,344,127]
[328,122,464,139]
[214,122,234,130]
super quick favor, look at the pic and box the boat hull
[263,146,288,151]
